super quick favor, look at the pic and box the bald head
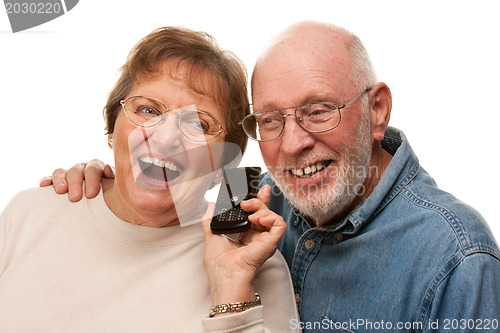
[255,21,352,67]
[252,21,376,97]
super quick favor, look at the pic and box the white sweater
[0,187,300,332]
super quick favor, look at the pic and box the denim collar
[343,127,420,234]
[291,127,420,233]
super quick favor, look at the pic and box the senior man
[43,22,500,332]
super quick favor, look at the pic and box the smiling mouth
[138,156,182,183]
[290,160,332,178]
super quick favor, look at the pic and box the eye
[255,112,282,129]
[136,105,161,118]
[181,112,214,134]
[302,103,338,121]
[186,119,208,132]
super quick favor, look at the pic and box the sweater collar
[87,190,205,246]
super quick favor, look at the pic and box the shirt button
[304,239,315,249]
[335,234,344,242]
[295,293,301,304]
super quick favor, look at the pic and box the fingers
[39,176,53,187]
[41,165,84,202]
[238,224,286,254]
[239,199,267,233]
[240,195,268,215]
[240,187,284,232]
[51,168,70,194]
[103,164,115,179]
[39,160,111,202]
[247,210,286,238]
[83,159,108,199]
[256,185,271,206]
[66,163,86,202]
[239,198,287,246]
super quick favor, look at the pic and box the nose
[146,112,183,149]
[279,113,315,156]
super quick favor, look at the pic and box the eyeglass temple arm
[339,87,373,109]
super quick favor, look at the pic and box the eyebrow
[253,93,340,112]
[302,90,347,104]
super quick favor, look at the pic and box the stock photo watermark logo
[4,0,78,32]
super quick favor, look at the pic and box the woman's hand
[201,185,286,307]
[39,159,114,201]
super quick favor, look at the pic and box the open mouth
[138,156,183,183]
[290,160,332,178]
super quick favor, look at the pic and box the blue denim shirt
[261,127,500,332]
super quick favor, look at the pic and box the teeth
[139,156,180,171]
[291,161,326,177]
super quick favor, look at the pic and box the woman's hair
[104,26,250,155]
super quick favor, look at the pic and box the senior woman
[0,27,299,332]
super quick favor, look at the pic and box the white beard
[268,109,373,225]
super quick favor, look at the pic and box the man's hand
[201,185,286,306]
[39,159,114,202]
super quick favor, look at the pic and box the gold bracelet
[209,293,261,317]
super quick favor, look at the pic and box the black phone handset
[210,166,261,234]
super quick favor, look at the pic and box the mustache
[266,151,343,175]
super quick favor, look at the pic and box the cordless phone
[210,167,261,234]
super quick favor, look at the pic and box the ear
[107,134,114,149]
[207,170,223,190]
[369,82,392,142]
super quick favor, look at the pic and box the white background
[0,0,498,240]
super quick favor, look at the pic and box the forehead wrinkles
[253,27,353,105]
[253,51,353,109]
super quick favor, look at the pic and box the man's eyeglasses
[240,87,372,142]
[120,96,227,142]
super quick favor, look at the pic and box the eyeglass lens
[123,96,222,142]
[242,103,341,141]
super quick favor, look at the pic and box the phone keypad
[216,208,249,222]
